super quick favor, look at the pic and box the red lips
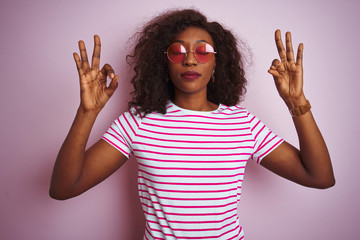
[180,71,201,80]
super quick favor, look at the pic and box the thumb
[268,58,282,79]
[106,75,119,96]
[268,67,279,80]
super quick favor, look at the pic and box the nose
[183,51,197,66]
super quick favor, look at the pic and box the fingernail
[110,73,115,78]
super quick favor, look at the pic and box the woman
[50,9,335,239]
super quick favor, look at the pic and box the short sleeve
[102,109,141,159]
[248,112,284,164]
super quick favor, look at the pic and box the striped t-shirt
[102,102,283,240]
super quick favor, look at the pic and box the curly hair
[127,8,249,116]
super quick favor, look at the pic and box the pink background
[1,0,359,239]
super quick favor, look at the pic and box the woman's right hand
[73,35,119,114]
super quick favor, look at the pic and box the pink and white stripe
[102,102,283,239]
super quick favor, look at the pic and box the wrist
[77,106,100,119]
[288,99,311,118]
[283,95,307,109]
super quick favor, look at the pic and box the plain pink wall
[1,0,359,239]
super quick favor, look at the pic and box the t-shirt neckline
[168,101,222,115]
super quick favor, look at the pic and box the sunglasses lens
[195,43,215,63]
[167,43,186,63]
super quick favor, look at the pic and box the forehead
[174,26,214,46]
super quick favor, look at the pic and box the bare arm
[49,35,127,200]
[260,30,335,189]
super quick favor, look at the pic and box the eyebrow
[172,40,210,44]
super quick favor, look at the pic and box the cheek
[168,64,181,82]
[204,62,216,78]
[167,63,175,76]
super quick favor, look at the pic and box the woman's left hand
[268,29,307,108]
[263,30,335,189]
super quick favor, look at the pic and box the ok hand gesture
[268,30,307,108]
[73,35,119,114]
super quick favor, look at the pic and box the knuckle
[272,59,280,66]
[104,64,114,71]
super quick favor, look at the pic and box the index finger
[91,35,101,69]
[274,29,286,62]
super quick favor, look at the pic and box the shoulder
[111,107,145,130]
[217,104,251,117]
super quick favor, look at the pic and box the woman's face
[167,26,216,99]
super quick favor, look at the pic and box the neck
[173,94,218,111]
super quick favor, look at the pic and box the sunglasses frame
[165,42,217,64]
